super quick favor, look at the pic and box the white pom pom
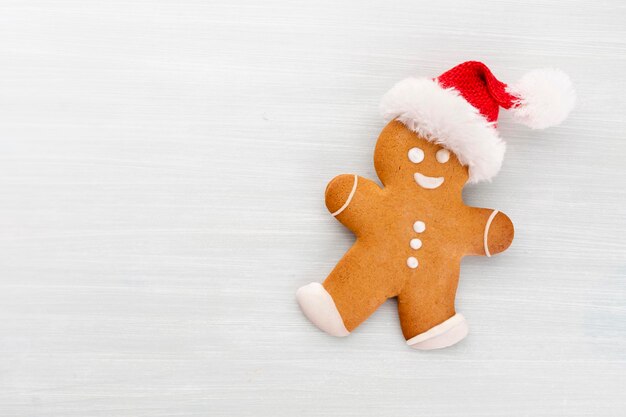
[507,68,576,129]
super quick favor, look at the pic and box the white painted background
[1,1,625,416]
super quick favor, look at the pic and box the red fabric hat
[380,61,575,183]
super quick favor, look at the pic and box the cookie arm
[325,174,383,233]
[463,208,514,257]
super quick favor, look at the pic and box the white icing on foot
[436,148,450,163]
[406,256,418,269]
[414,172,444,189]
[413,220,426,233]
[406,313,469,350]
[408,147,424,164]
[296,282,349,337]
[410,238,422,250]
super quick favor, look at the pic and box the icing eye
[408,147,424,164]
[436,149,450,163]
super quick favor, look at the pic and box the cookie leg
[404,313,468,350]
[397,266,468,350]
[296,282,349,337]
[297,244,400,336]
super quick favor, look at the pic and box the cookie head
[374,121,469,192]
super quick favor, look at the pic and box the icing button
[407,257,419,269]
[410,238,422,250]
[413,221,426,233]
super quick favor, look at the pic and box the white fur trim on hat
[507,69,576,129]
[380,78,506,183]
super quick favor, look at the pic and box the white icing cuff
[331,174,358,217]
[484,209,499,257]
[406,313,468,350]
[296,282,349,337]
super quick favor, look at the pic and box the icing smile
[414,172,444,189]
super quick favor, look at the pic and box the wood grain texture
[0,0,625,416]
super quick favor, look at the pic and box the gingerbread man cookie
[297,61,575,350]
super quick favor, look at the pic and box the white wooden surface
[1,1,625,416]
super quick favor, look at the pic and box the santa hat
[380,61,575,183]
